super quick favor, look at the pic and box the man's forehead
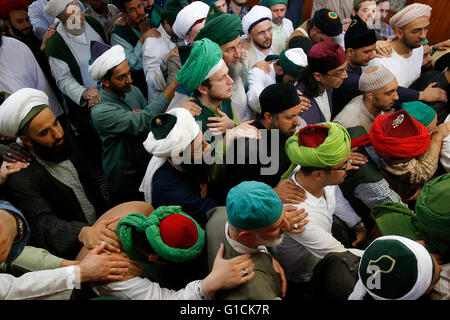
[404,16,430,31]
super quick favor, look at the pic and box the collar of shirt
[225,222,269,254]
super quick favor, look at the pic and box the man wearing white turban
[368,3,434,88]
[88,41,199,204]
[0,88,118,260]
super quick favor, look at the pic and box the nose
[393,90,399,101]
[341,69,348,79]
[293,115,301,127]
[226,74,234,85]
[52,126,64,140]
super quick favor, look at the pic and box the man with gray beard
[44,0,107,163]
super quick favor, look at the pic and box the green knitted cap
[150,113,178,140]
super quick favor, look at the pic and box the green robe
[91,86,169,200]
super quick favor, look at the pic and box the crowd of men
[0,0,449,301]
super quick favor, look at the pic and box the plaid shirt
[376,22,394,40]
[227,2,251,20]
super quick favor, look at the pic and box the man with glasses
[296,40,348,125]
[241,5,274,73]
[270,122,366,299]
[111,0,162,98]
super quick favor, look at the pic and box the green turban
[401,101,437,127]
[415,173,450,260]
[161,0,188,25]
[372,201,427,241]
[176,38,223,92]
[195,12,242,46]
[259,0,288,8]
[282,122,351,180]
[116,206,205,282]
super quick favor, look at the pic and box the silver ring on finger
[7,152,11,158]
[294,223,299,229]
[243,269,248,277]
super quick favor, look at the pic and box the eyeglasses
[127,2,144,14]
[251,26,272,37]
[326,68,347,78]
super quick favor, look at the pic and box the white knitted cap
[358,66,396,92]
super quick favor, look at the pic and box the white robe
[246,63,276,114]
[0,36,64,117]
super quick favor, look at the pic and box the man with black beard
[0,88,118,260]
[142,0,162,28]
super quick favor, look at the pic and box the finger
[229,253,252,264]
[104,228,121,243]
[90,242,107,255]
[103,241,121,253]
[206,122,224,128]
[216,109,226,116]
[207,117,221,122]
[241,271,256,283]
[214,243,225,261]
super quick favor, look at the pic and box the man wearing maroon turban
[296,40,348,125]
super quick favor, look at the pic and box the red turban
[351,110,430,158]
[0,0,27,20]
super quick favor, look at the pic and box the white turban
[88,45,127,81]
[45,0,74,18]
[349,235,435,300]
[0,88,49,137]
[173,1,209,39]
[139,108,200,204]
[242,5,272,36]
[390,3,432,30]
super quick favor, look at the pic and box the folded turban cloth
[259,82,300,114]
[266,48,308,77]
[173,1,209,39]
[390,3,432,30]
[195,12,242,46]
[116,205,205,282]
[0,0,27,20]
[307,40,347,74]
[312,8,342,37]
[282,122,351,179]
[242,5,272,36]
[415,173,450,261]
[259,0,288,8]
[140,108,200,204]
[0,88,48,137]
[45,0,73,18]
[226,181,283,230]
[349,235,435,300]
[344,15,377,50]
[161,0,189,25]
[358,66,396,92]
[88,42,126,81]
[432,48,450,72]
[176,38,224,92]
[351,110,431,159]
[401,101,437,127]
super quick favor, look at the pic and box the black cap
[288,35,313,54]
[344,15,377,50]
[259,83,300,114]
[312,9,342,37]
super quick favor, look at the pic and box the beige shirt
[333,95,377,132]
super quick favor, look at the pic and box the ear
[148,254,161,263]
[393,28,403,39]
[20,136,33,148]
[4,20,11,29]
[274,63,284,76]
[197,84,209,96]
[352,9,356,16]
[365,92,375,102]
[263,112,273,121]
[312,72,322,83]
[311,169,325,180]
[238,230,254,242]
[346,48,354,58]
[185,34,193,45]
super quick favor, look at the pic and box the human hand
[202,243,255,296]
[138,20,151,33]
[41,24,56,51]
[132,109,142,114]
[375,40,392,58]
[272,256,286,298]
[433,39,450,51]
[207,109,236,135]
[352,222,367,247]
[0,161,29,185]
[200,183,208,199]
[78,217,122,253]
[77,242,130,283]
[297,90,311,112]
[225,120,261,144]
[113,14,127,27]
[349,147,368,165]
[253,60,271,73]
[2,142,31,163]
[419,82,448,103]
[179,97,202,116]
[284,206,308,234]
[164,47,179,64]
[0,209,18,263]
[273,178,306,204]
[141,27,161,43]
[88,95,101,109]
[436,121,450,140]
[82,87,100,101]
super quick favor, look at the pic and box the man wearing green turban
[260,0,294,55]
[76,201,256,299]
[177,38,239,134]
[271,122,367,293]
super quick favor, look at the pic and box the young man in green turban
[76,201,256,299]
[270,122,367,298]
